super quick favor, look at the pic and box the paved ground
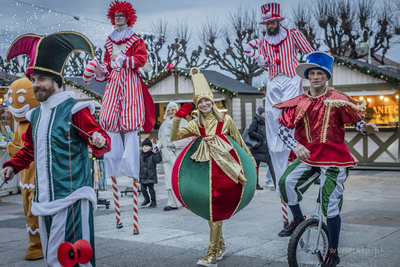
[0,163,399,267]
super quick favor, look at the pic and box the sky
[0,0,399,86]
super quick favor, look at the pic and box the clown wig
[107,0,137,27]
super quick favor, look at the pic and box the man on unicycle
[274,51,378,267]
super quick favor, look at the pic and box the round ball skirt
[172,135,257,221]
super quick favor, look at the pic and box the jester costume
[170,68,257,267]
[275,52,373,267]
[4,31,111,266]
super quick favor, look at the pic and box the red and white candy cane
[281,198,289,225]
[245,39,260,59]
[83,58,104,84]
[132,179,139,235]
[111,177,123,229]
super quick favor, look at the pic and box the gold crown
[191,67,214,106]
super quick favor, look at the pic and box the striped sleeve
[291,29,314,55]
[122,39,148,69]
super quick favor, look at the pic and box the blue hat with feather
[296,51,334,80]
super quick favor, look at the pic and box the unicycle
[287,188,329,267]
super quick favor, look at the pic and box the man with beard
[1,31,111,266]
[246,2,314,235]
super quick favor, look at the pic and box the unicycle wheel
[287,218,329,267]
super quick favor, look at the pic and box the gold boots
[197,221,225,267]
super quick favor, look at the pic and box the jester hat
[6,31,95,87]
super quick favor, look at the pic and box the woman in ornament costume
[170,68,257,267]
[83,0,155,230]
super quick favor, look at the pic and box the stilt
[132,178,139,235]
[112,177,123,228]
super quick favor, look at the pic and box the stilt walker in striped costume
[275,52,378,267]
[84,1,155,231]
[2,31,111,266]
[245,2,314,233]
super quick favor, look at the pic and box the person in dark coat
[140,138,162,208]
[248,107,276,190]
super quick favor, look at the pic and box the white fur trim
[25,108,36,122]
[71,101,95,115]
[31,186,97,216]
[26,224,40,235]
[19,181,35,189]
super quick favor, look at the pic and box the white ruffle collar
[264,26,288,45]
[109,27,135,43]
[41,91,75,110]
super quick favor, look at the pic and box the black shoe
[321,247,340,267]
[164,205,178,211]
[278,216,304,237]
[256,184,264,190]
[148,202,157,208]
[141,199,150,206]
[314,178,321,185]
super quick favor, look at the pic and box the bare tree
[63,47,104,76]
[201,7,264,85]
[309,0,400,64]
[292,3,321,60]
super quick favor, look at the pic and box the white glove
[114,51,126,68]
[256,55,269,69]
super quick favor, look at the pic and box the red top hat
[259,2,285,24]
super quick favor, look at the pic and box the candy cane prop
[132,179,139,235]
[245,39,268,68]
[112,177,123,228]
[281,198,289,225]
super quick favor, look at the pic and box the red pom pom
[275,59,281,65]
[21,133,27,142]
[274,47,279,53]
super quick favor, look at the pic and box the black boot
[141,199,150,206]
[321,247,340,267]
[148,202,157,208]
[278,216,304,237]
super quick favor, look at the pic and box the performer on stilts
[2,31,111,266]
[245,2,314,234]
[275,51,378,266]
[170,68,257,267]
[7,78,43,260]
[84,0,155,231]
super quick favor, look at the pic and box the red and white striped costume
[260,25,314,193]
[94,27,155,182]
[96,29,147,132]
[258,26,314,80]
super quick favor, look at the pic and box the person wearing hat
[248,106,276,190]
[1,31,111,266]
[170,68,257,267]
[83,0,155,228]
[139,138,162,208]
[245,2,315,194]
[154,102,191,211]
[274,52,378,267]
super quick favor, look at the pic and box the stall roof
[180,68,260,94]
[65,76,106,96]
[339,56,400,80]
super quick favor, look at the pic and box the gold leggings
[208,220,223,252]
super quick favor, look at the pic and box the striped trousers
[279,159,349,218]
[39,199,95,267]
[99,69,145,133]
